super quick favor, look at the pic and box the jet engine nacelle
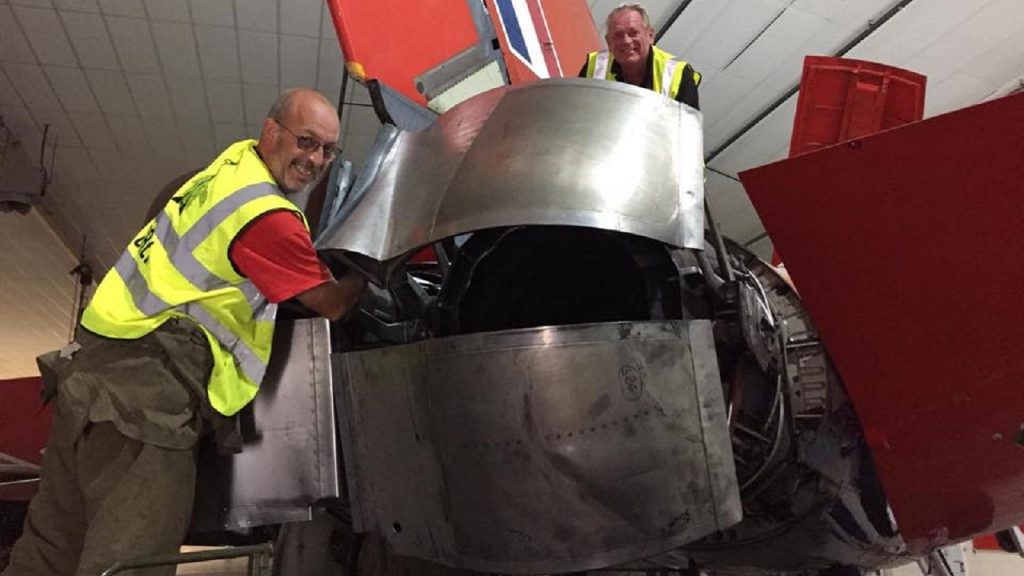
[191,80,909,576]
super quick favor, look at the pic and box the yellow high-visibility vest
[585,45,701,99]
[81,139,308,416]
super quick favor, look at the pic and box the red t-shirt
[229,210,331,303]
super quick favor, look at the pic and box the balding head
[266,88,335,123]
[257,88,340,195]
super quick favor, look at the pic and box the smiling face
[605,8,654,71]
[257,90,340,195]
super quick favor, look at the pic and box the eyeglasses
[273,118,339,161]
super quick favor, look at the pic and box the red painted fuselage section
[741,92,1024,553]
[326,0,480,105]
[482,0,599,84]
[325,0,598,105]
[0,377,51,501]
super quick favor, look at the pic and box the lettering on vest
[132,223,156,264]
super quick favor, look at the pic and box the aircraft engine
[312,80,913,575]
[391,225,908,575]
[193,81,915,576]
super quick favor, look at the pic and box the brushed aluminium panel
[317,79,706,261]
[191,318,339,531]
[335,320,740,573]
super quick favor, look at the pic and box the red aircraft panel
[484,0,599,84]
[326,0,598,105]
[0,377,51,501]
[541,0,601,78]
[740,93,1024,553]
[0,377,50,467]
[325,0,480,105]
[789,56,926,156]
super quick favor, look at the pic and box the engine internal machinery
[334,225,903,574]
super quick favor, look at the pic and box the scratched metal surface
[316,79,707,262]
[190,319,340,532]
[334,320,740,573]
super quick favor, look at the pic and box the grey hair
[266,87,332,120]
[606,3,653,31]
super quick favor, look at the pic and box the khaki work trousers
[2,405,196,576]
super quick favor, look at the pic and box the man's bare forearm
[295,273,366,321]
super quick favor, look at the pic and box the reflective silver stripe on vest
[238,280,264,308]
[114,250,170,316]
[593,51,610,79]
[662,59,680,98]
[115,256,271,385]
[183,301,270,385]
[237,281,277,323]
[113,180,286,381]
[163,182,282,292]
[254,299,277,323]
[115,248,264,379]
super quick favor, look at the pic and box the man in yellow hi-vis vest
[4,88,366,576]
[579,3,701,110]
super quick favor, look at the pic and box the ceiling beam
[655,0,697,43]
[708,166,740,182]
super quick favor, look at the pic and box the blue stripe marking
[497,0,531,64]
